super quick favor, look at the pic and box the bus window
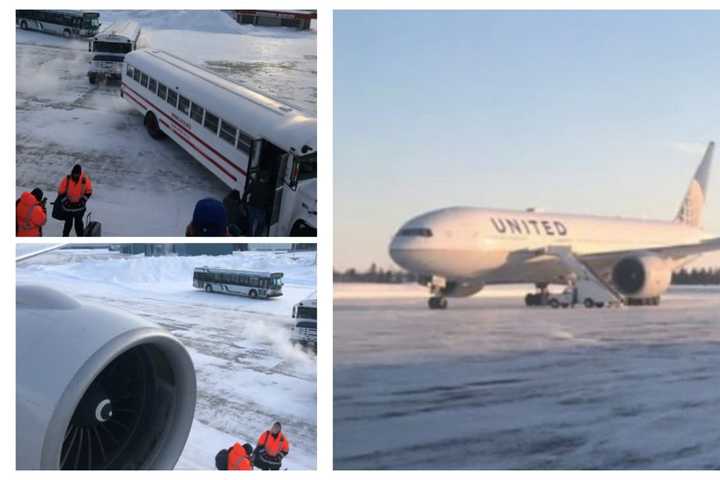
[133,68,141,82]
[190,103,204,124]
[148,77,157,94]
[204,111,219,135]
[219,120,237,145]
[237,130,252,153]
[157,83,167,101]
[166,89,178,108]
[126,64,134,78]
[178,96,190,115]
[140,72,148,88]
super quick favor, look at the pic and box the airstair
[542,246,625,306]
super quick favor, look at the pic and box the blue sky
[334,10,720,270]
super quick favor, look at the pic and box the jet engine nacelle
[611,255,672,299]
[443,281,485,298]
[16,285,196,470]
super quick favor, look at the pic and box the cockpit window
[398,228,433,237]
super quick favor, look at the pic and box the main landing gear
[525,283,549,307]
[626,296,660,306]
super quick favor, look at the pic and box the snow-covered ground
[16,10,316,236]
[334,283,720,469]
[17,248,317,469]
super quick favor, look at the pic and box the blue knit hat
[192,198,227,236]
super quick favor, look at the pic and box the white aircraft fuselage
[390,207,704,284]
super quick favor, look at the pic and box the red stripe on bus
[158,117,238,182]
[122,82,247,176]
[123,88,238,182]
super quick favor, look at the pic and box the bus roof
[96,20,141,42]
[194,267,283,278]
[55,10,100,17]
[125,49,316,155]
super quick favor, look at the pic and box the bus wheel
[20,21,28,30]
[584,298,595,309]
[63,29,71,38]
[290,221,316,237]
[144,112,165,140]
[205,285,213,293]
[249,290,258,298]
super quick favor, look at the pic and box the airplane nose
[388,235,414,270]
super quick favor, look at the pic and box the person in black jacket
[247,170,273,236]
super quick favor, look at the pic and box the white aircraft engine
[16,285,196,470]
[611,255,673,300]
[444,281,485,298]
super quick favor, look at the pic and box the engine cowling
[443,281,485,298]
[611,255,672,299]
[17,285,196,470]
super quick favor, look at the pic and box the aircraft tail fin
[675,141,713,228]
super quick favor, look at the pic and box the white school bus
[121,49,317,236]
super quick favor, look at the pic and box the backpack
[215,449,228,470]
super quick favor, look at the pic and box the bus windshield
[296,306,316,320]
[93,41,132,54]
[270,277,283,289]
[296,152,316,181]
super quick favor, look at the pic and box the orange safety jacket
[16,192,47,237]
[227,443,253,470]
[58,173,93,204]
[257,431,289,458]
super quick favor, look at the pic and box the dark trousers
[62,210,85,237]
[248,205,268,236]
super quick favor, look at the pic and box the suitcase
[83,212,102,236]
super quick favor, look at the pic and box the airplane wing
[16,244,66,263]
[581,236,720,264]
[520,237,720,286]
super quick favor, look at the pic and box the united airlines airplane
[389,142,720,309]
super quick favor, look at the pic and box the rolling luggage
[83,212,102,236]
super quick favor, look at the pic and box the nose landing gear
[428,296,448,309]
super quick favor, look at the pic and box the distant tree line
[335,264,720,285]
[672,267,720,285]
[334,263,417,283]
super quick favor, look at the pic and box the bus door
[242,138,263,201]
[243,139,286,234]
[268,153,289,232]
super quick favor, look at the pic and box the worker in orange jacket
[16,188,47,237]
[58,164,93,237]
[227,443,254,470]
[253,422,289,470]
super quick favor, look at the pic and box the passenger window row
[125,63,253,153]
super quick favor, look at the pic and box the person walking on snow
[253,422,289,470]
[58,164,92,237]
